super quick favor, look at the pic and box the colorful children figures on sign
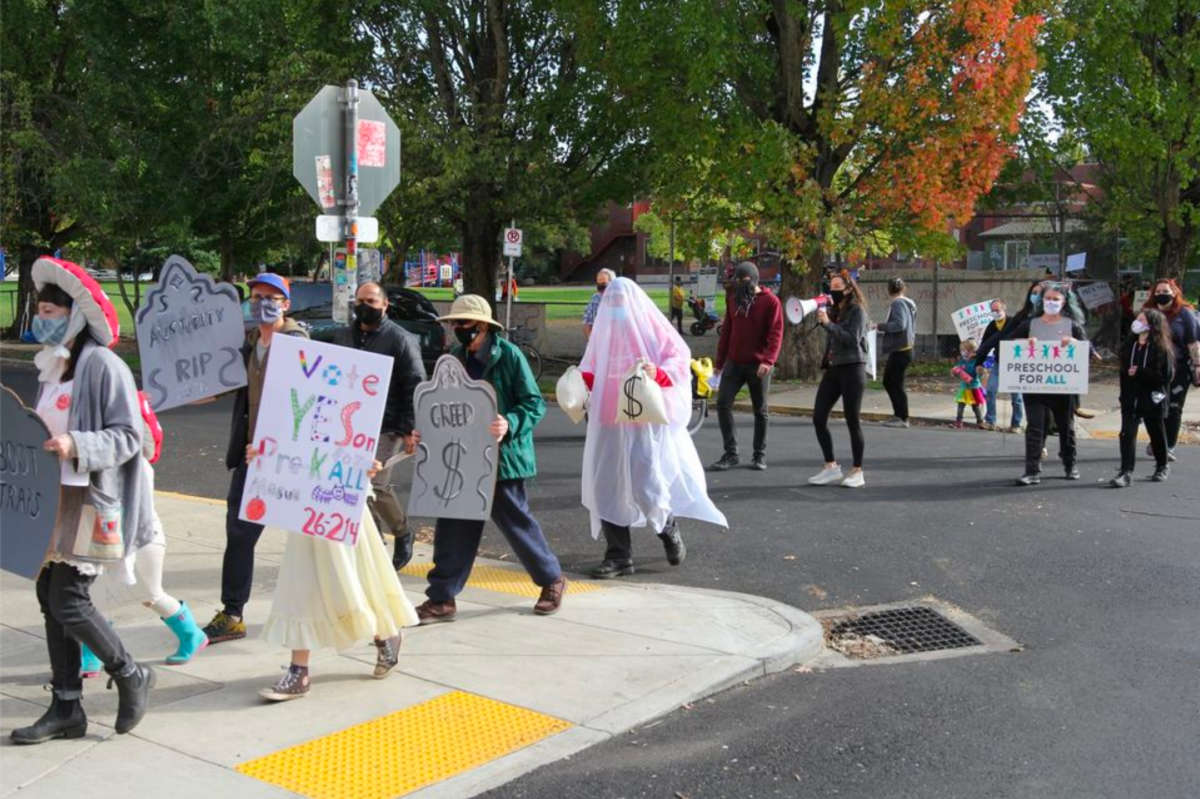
[952,299,998,344]
[238,335,393,544]
[999,338,1091,394]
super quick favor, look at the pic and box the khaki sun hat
[436,293,504,329]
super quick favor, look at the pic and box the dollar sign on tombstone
[622,373,644,420]
[435,440,466,505]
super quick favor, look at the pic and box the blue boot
[162,602,208,665]
[79,642,102,678]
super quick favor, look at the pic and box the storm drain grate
[828,605,982,655]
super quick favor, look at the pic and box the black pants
[1119,407,1167,473]
[1164,367,1191,449]
[600,520,633,563]
[222,462,264,617]
[716,362,771,458]
[882,349,912,420]
[37,562,133,700]
[1024,394,1075,474]
[669,307,684,334]
[813,364,866,468]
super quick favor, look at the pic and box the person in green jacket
[411,295,566,622]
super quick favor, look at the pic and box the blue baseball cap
[248,272,290,299]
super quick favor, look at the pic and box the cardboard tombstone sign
[136,255,247,412]
[409,355,499,522]
[0,386,60,578]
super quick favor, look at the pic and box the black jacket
[1119,336,1173,416]
[334,317,425,436]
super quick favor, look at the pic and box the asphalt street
[2,361,1197,798]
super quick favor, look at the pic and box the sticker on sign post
[357,120,387,168]
[315,155,336,209]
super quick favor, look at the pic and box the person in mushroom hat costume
[11,257,157,745]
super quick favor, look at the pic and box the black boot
[658,518,686,566]
[10,695,87,744]
[393,529,414,570]
[108,662,155,734]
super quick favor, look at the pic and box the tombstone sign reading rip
[409,355,499,522]
[998,339,1090,395]
[238,335,393,545]
[136,256,247,412]
[951,299,998,344]
[0,386,60,578]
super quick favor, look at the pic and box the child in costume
[951,340,986,428]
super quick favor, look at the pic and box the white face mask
[992,310,1005,320]
[1042,299,1063,315]
[1131,319,1148,335]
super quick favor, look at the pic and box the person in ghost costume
[579,277,728,578]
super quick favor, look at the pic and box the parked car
[241,281,446,373]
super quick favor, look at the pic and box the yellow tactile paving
[397,562,606,597]
[235,691,572,798]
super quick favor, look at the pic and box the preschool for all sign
[998,338,1090,395]
[239,335,393,545]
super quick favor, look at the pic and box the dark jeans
[716,362,771,458]
[813,364,866,468]
[37,562,133,700]
[1119,408,1167,473]
[1165,367,1191,449]
[1024,394,1076,474]
[882,349,912,420]
[669,307,684,334]
[222,462,264,617]
[600,520,633,563]
[426,479,562,602]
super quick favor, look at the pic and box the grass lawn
[1,280,157,335]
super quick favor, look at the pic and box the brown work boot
[533,577,567,616]
[415,599,457,625]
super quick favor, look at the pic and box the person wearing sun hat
[409,294,567,622]
[201,272,309,645]
[11,257,157,744]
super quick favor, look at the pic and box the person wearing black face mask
[333,282,426,570]
[1140,279,1200,459]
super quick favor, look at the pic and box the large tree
[1043,0,1200,279]
[578,0,1041,376]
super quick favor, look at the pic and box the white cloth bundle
[556,365,589,424]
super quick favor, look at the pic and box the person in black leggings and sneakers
[808,270,870,488]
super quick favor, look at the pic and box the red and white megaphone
[784,294,833,324]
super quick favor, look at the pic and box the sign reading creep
[998,339,1091,395]
[238,336,393,545]
[952,300,997,344]
[409,355,499,522]
[136,255,247,411]
[0,386,60,578]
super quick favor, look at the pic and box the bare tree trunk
[1155,222,1193,280]
[220,235,235,282]
[3,246,41,339]
[460,202,502,312]
[776,251,827,379]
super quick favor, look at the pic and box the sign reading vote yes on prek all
[998,339,1090,395]
[239,336,393,545]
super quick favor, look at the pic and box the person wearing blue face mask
[201,273,309,646]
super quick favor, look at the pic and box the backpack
[137,390,163,464]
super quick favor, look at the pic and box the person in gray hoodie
[877,277,917,427]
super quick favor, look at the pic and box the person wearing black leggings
[808,271,870,488]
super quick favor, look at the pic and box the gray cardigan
[51,342,155,563]
[822,304,870,367]
[878,296,916,354]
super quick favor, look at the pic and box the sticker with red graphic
[55,393,70,411]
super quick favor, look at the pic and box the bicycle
[506,323,543,381]
[688,396,708,436]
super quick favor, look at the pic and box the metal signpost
[294,80,401,323]
[502,223,522,329]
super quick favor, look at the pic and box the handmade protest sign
[1076,282,1115,311]
[238,336,393,545]
[0,386,60,578]
[136,255,246,412]
[998,339,1090,395]
[865,330,878,380]
[409,355,499,522]
[952,300,997,344]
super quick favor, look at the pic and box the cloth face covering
[250,298,283,324]
[355,303,383,325]
[32,315,70,345]
[1042,299,1063,315]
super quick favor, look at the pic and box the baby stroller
[687,296,720,336]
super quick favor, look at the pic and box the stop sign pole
[341,80,360,324]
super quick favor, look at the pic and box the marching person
[1111,309,1174,487]
[808,270,871,488]
[413,295,567,622]
[709,261,783,472]
[1141,279,1199,461]
[582,268,615,339]
[578,278,727,578]
[202,273,309,644]
[978,298,1024,432]
[878,277,917,428]
[12,258,156,744]
[669,275,686,334]
[334,281,426,570]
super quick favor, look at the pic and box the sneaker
[1040,448,1048,460]
[1151,467,1169,482]
[1166,449,1177,463]
[533,577,567,616]
[1075,406,1097,419]
[980,421,995,431]
[202,611,246,644]
[658,518,686,566]
[415,599,457,625]
[807,465,844,485]
[841,470,865,488]
[1007,425,1022,433]
[372,635,402,679]
[1015,473,1041,486]
[259,666,310,702]
[1064,466,1081,480]
[749,454,767,471]
[882,417,910,428]
[590,559,635,579]
[952,420,964,429]
[708,453,739,471]
[1110,472,1132,488]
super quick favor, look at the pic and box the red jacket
[716,290,784,370]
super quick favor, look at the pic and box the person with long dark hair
[1111,308,1174,487]
[1140,278,1200,461]
[808,270,870,488]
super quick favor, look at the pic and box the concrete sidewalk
[0,492,822,799]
